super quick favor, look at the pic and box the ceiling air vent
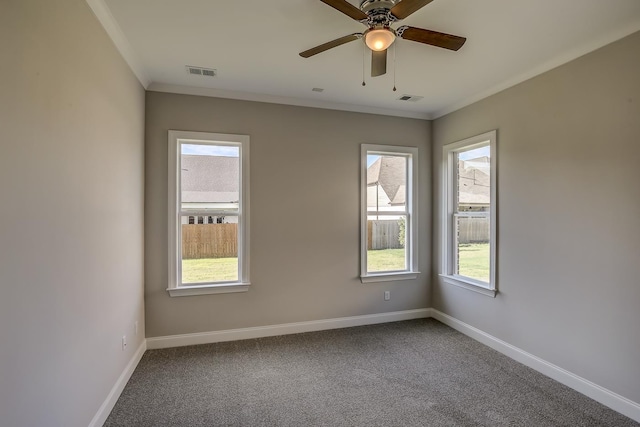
[397,94,423,102]
[185,66,217,77]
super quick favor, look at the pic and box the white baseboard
[431,309,640,423]
[89,309,639,425]
[88,339,147,427]
[146,308,432,350]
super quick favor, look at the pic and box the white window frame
[360,144,419,283]
[440,130,497,297]
[167,130,250,297]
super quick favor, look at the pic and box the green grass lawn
[182,257,238,283]
[183,251,410,281]
[457,243,490,282]
[366,243,489,279]
[182,244,489,283]
[367,248,406,272]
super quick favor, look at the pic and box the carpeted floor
[104,318,638,426]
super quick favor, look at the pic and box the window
[168,131,250,297]
[441,130,496,297]
[361,144,419,283]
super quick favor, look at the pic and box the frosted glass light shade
[365,29,396,51]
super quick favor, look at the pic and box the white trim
[441,130,497,292]
[433,19,640,119]
[366,210,409,217]
[167,283,250,297]
[77,6,640,121]
[88,340,146,427]
[361,145,419,280]
[148,84,431,120]
[431,309,640,423]
[85,0,150,88]
[361,272,419,283]
[146,308,432,350]
[90,310,639,423]
[439,274,497,297]
[167,131,250,295]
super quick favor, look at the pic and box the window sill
[439,274,497,298]
[167,282,250,297]
[361,272,419,284]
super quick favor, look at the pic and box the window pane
[456,146,490,212]
[367,215,407,273]
[181,216,238,284]
[456,216,490,282]
[455,144,490,282]
[181,143,240,212]
[366,154,407,213]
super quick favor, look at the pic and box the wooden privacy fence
[457,217,489,244]
[182,223,237,259]
[368,220,402,250]
[182,219,486,258]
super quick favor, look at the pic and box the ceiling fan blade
[320,0,368,21]
[398,26,466,51]
[371,49,387,77]
[389,0,434,20]
[299,33,362,58]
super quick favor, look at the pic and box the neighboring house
[367,156,406,218]
[366,154,489,214]
[366,156,407,249]
[181,154,239,224]
[457,156,491,243]
[458,156,490,211]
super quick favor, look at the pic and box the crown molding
[86,0,150,88]
[433,19,640,119]
[86,0,640,122]
[147,83,432,120]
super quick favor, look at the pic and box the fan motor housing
[360,0,399,14]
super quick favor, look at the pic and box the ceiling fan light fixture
[365,28,395,51]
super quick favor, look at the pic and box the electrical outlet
[134,321,139,336]
[384,291,390,301]
[122,335,127,351]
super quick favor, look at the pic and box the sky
[458,145,490,160]
[182,143,239,157]
[367,154,379,167]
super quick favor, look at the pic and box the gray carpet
[104,319,637,426]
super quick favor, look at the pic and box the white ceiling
[95,0,640,119]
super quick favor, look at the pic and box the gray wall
[0,1,145,426]
[432,31,640,403]
[145,93,431,337]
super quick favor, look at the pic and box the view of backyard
[367,248,406,272]
[182,258,238,283]
[182,243,490,283]
[457,243,490,282]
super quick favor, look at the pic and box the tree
[398,217,406,247]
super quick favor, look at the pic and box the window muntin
[168,131,250,296]
[361,145,418,282]
[442,131,496,294]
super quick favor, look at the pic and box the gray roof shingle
[181,155,239,203]
[458,157,490,205]
[367,156,406,207]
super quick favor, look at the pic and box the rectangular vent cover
[397,94,423,102]
[186,66,217,77]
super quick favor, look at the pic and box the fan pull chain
[393,43,397,92]
[362,43,366,86]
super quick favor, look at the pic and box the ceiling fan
[299,0,466,77]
